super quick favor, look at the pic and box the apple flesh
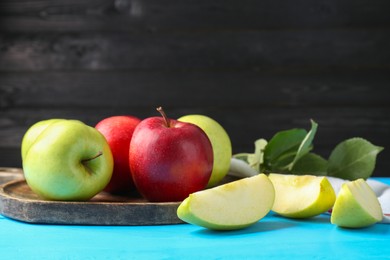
[129,107,213,202]
[268,173,336,218]
[95,115,141,194]
[331,178,383,228]
[177,174,275,230]
[22,119,114,201]
[178,114,232,187]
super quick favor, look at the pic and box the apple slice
[331,178,383,228]
[177,174,275,230]
[268,173,336,218]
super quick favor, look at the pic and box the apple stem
[157,106,171,127]
[82,151,103,163]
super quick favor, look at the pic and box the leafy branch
[231,120,383,180]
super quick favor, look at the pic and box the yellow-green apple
[129,107,213,202]
[268,173,336,218]
[177,174,275,230]
[331,178,383,228]
[22,119,114,201]
[178,114,232,187]
[95,115,141,194]
[21,118,63,160]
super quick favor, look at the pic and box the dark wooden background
[1,0,389,176]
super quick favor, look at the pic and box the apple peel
[328,177,390,224]
[268,173,336,219]
[177,174,275,230]
[331,179,383,228]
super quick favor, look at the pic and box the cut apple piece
[331,178,383,228]
[176,174,275,230]
[268,173,336,218]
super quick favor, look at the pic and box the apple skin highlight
[96,115,141,194]
[22,119,114,201]
[129,111,213,202]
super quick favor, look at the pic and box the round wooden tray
[0,179,183,226]
[0,167,24,184]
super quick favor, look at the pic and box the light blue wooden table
[1,178,389,259]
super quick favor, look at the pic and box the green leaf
[291,153,328,176]
[287,119,318,171]
[327,137,384,180]
[254,138,268,164]
[248,139,267,172]
[233,139,267,173]
[263,128,307,169]
[263,120,318,173]
[269,146,300,172]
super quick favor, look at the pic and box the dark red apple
[129,107,213,202]
[96,115,141,194]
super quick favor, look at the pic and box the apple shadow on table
[333,222,389,235]
[192,219,296,237]
[278,213,331,225]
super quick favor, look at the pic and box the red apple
[129,107,213,202]
[96,115,141,194]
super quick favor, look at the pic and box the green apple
[21,119,63,160]
[177,174,275,230]
[22,119,114,201]
[269,173,336,218]
[331,178,383,228]
[178,115,232,187]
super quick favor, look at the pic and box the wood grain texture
[0,0,389,177]
[1,0,390,32]
[0,180,183,225]
[1,30,389,71]
[1,70,389,175]
[0,168,24,185]
[1,70,389,108]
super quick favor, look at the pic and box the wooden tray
[0,179,183,226]
[0,167,25,184]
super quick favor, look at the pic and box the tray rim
[0,180,183,226]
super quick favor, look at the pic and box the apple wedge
[177,174,275,230]
[331,178,383,228]
[268,173,336,218]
